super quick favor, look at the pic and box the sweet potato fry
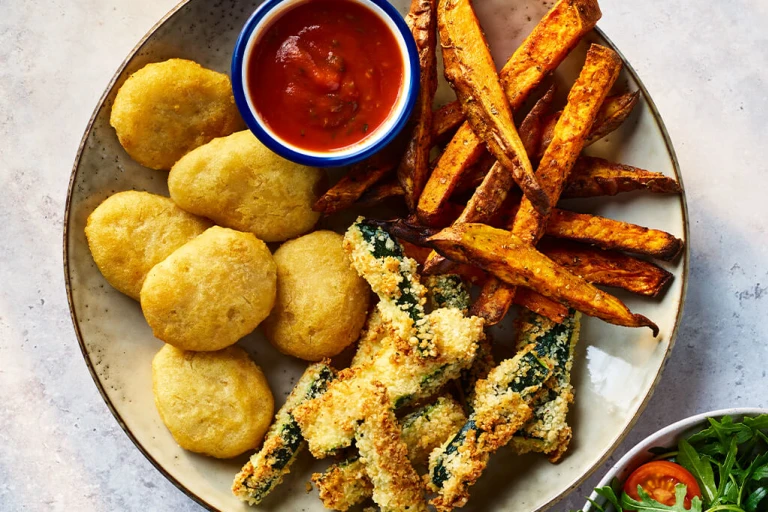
[539,239,673,297]
[356,179,405,207]
[475,44,622,324]
[538,92,639,158]
[519,85,557,160]
[437,0,548,214]
[398,0,438,211]
[421,87,555,273]
[431,101,465,145]
[426,223,658,334]
[401,240,486,285]
[513,45,622,244]
[586,90,640,145]
[417,0,601,227]
[313,143,402,214]
[545,209,684,261]
[562,156,682,198]
[512,288,570,323]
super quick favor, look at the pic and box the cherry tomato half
[623,461,702,509]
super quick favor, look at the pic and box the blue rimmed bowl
[231,0,420,167]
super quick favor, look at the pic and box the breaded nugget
[85,190,211,300]
[140,226,277,351]
[263,231,370,361]
[168,130,324,242]
[152,344,274,458]
[110,58,244,170]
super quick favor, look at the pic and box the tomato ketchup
[248,0,404,152]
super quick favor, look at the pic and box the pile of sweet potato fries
[314,0,683,334]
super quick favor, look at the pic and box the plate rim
[61,1,690,509]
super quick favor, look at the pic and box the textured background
[1,0,767,510]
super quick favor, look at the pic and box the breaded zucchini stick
[437,0,548,214]
[427,311,580,510]
[344,218,435,356]
[293,305,483,457]
[354,382,428,512]
[510,311,581,462]
[353,273,471,369]
[232,362,335,505]
[424,274,470,312]
[313,396,466,511]
[350,308,387,368]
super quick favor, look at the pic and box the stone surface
[0,0,766,511]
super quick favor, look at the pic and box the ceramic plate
[64,0,689,510]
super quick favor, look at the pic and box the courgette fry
[313,396,466,511]
[421,85,555,274]
[427,311,579,510]
[398,0,438,211]
[350,308,387,368]
[425,274,470,312]
[437,0,548,215]
[293,292,484,457]
[537,91,639,159]
[344,219,435,356]
[431,101,465,145]
[540,238,673,297]
[427,223,659,334]
[313,139,403,214]
[511,310,581,463]
[353,272,470,369]
[232,362,335,505]
[354,382,428,512]
[562,156,682,198]
[417,0,601,227]
[474,44,622,324]
[546,209,684,261]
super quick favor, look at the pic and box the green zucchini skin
[425,274,471,312]
[511,311,581,461]
[232,363,335,505]
[349,220,435,356]
[428,311,579,509]
[313,396,466,511]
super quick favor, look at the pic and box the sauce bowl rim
[231,0,420,168]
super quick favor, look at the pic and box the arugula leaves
[576,414,768,512]
[621,484,703,511]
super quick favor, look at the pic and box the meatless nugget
[152,344,274,458]
[168,130,325,242]
[85,191,211,300]
[110,58,244,170]
[263,231,371,361]
[140,226,277,351]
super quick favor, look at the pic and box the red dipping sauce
[247,0,405,152]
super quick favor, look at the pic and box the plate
[63,0,689,510]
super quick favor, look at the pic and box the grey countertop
[1,0,767,510]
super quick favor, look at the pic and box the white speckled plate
[64,0,689,510]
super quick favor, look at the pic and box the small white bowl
[582,407,768,511]
[231,0,419,167]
